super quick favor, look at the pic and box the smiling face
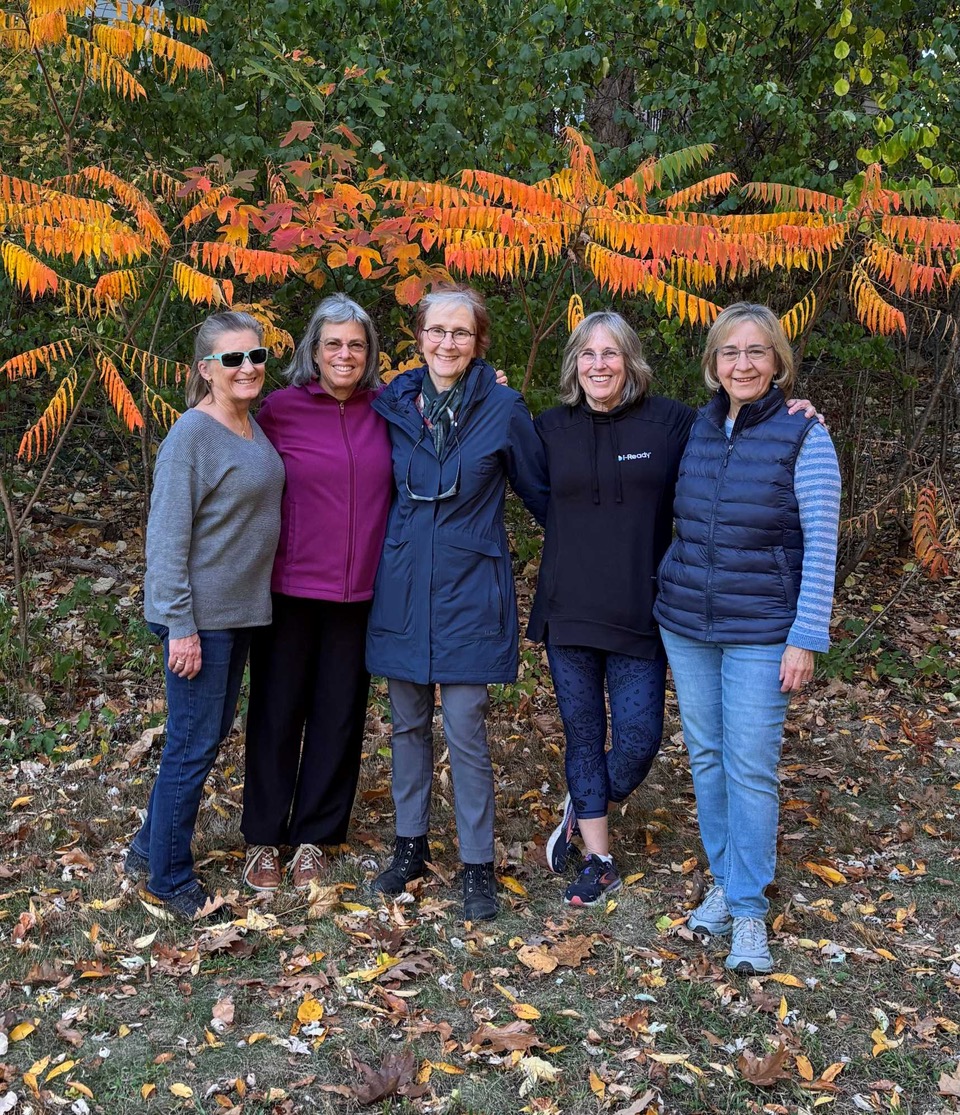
[714,320,777,418]
[576,324,627,412]
[197,327,266,410]
[314,319,369,400]
[420,303,478,389]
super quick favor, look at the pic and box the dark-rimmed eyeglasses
[202,348,268,368]
[405,424,462,502]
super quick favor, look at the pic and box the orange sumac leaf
[2,338,74,381]
[94,268,142,302]
[28,10,67,46]
[779,290,817,339]
[97,351,144,431]
[0,10,28,49]
[19,369,77,460]
[93,21,138,60]
[194,242,297,282]
[30,0,91,14]
[865,240,945,296]
[881,215,960,252]
[172,260,227,306]
[0,173,43,205]
[144,385,182,430]
[661,172,737,211]
[115,343,188,386]
[63,33,145,99]
[150,29,213,78]
[174,10,208,34]
[1,240,59,297]
[741,181,844,213]
[913,484,951,579]
[851,263,906,335]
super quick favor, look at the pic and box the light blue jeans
[659,628,790,918]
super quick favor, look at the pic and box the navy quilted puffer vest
[654,386,816,645]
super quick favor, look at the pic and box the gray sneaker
[688,884,732,937]
[725,916,773,973]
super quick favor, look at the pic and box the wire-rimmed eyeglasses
[404,423,462,502]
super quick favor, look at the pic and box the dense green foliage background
[1,1,958,578]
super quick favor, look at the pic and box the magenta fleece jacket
[256,382,393,602]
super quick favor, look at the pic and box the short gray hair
[415,285,491,357]
[285,294,381,389]
[702,302,795,396]
[558,311,653,407]
[187,311,264,407]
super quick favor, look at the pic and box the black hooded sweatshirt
[528,393,695,658]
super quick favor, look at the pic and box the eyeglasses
[321,339,368,355]
[405,424,461,502]
[422,327,475,345]
[202,348,268,368]
[577,348,622,365]
[717,345,774,363]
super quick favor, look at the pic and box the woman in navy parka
[366,285,548,922]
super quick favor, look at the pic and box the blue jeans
[132,626,252,898]
[546,643,666,819]
[659,628,790,919]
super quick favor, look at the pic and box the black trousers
[242,593,372,846]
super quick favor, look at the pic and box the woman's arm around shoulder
[505,394,549,527]
[782,423,841,685]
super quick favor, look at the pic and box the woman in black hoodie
[529,311,695,905]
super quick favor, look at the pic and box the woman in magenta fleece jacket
[240,294,393,893]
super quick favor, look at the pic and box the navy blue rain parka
[365,359,548,685]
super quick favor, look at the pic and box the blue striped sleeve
[788,423,841,653]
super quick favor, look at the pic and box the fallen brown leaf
[549,934,597,967]
[939,1066,960,1097]
[737,1043,792,1087]
[467,1020,542,1053]
[349,1050,429,1105]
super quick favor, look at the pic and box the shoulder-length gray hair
[186,311,264,408]
[558,311,653,407]
[285,294,381,389]
[414,284,491,358]
[702,302,796,396]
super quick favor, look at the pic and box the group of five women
[130,284,839,975]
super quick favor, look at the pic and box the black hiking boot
[462,861,499,922]
[371,835,429,897]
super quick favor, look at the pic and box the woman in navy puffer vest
[655,303,840,976]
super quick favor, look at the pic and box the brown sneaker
[290,843,326,890]
[243,845,282,892]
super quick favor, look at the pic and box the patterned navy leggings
[546,643,667,819]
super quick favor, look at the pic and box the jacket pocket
[435,531,504,640]
[369,538,413,634]
[774,546,798,610]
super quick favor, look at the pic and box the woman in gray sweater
[126,311,285,920]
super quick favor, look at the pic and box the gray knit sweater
[144,409,285,639]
